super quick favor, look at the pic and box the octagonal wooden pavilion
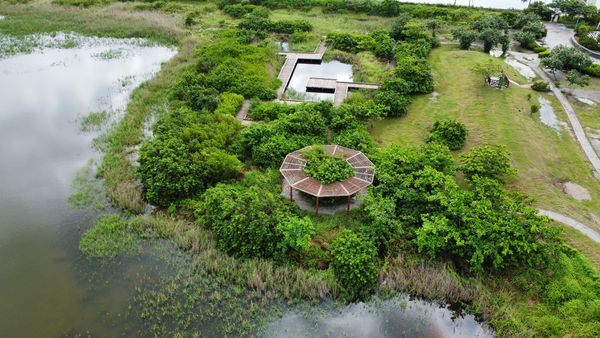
[279,145,374,215]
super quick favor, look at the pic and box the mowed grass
[371,45,600,248]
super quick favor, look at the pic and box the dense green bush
[215,92,244,116]
[416,176,560,272]
[302,146,354,184]
[394,57,434,94]
[198,183,288,259]
[583,63,600,77]
[532,80,551,92]
[326,32,376,53]
[138,108,243,206]
[331,230,378,301]
[459,144,516,181]
[79,214,139,258]
[333,124,376,154]
[452,28,478,50]
[426,120,468,150]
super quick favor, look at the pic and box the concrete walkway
[235,100,253,125]
[512,52,600,178]
[539,209,600,243]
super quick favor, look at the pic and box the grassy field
[270,7,395,35]
[371,45,600,260]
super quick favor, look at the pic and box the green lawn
[371,46,600,251]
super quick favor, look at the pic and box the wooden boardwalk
[275,41,380,106]
[306,78,380,107]
[276,42,326,99]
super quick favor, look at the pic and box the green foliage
[333,124,376,154]
[390,13,413,41]
[215,92,245,116]
[459,144,516,181]
[247,100,297,121]
[373,89,411,117]
[531,80,550,92]
[79,214,139,259]
[276,216,316,253]
[542,46,593,78]
[303,146,354,184]
[452,28,478,50]
[331,230,378,301]
[197,183,285,259]
[566,69,591,87]
[426,120,468,151]
[582,63,600,77]
[394,57,434,94]
[326,32,376,53]
[138,108,243,206]
[415,176,560,272]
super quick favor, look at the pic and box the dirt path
[538,209,600,243]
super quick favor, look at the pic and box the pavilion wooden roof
[280,145,374,197]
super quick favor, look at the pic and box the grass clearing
[371,45,600,244]
[270,7,395,35]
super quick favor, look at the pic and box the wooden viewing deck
[276,42,326,99]
[306,77,380,106]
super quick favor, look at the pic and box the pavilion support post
[316,196,319,215]
[347,195,351,214]
[289,186,293,201]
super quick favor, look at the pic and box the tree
[276,216,316,253]
[426,120,468,150]
[480,28,502,53]
[500,34,511,55]
[394,57,434,94]
[550,0,586,18]
[390,13,413,40]
[371,30,395,60]
[526,1,553,21]
[541,46,593,79]
[198,183,296,259]
[373,90,412,117]
[427,19,441,38]
[416,176,560,272]
[138,137,242,206]
[452,27,478,50]
[331,230,378,301]
[459,144,517,181]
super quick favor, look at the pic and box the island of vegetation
[3,0,600,336]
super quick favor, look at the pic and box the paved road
[543,23,600,64]
[539,209,600,243]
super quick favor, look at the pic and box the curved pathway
[538,209,600,243]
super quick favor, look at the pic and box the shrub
[532,80,551,92]
[215,92,244,116]
[333,125,376,154]
[583,64,600,77]
[197,183,289,259]
[79,214,139,259]
[276,216,316,253]
[331,230,378,301]
[303,146,354,184]
[426,120,468,151]
[373,90,412,117]
[538,50,551,58]
[394,57,434,94]
[459,144,516,181]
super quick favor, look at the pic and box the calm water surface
[0,34,175,337]
[285,60,353,101]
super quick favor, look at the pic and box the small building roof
[280,145,374,197]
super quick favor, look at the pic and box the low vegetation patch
[79,214,139,259]
[302,146,354,184]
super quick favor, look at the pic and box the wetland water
[0,34,175,337]
[285,60,353,101]
[0,33,492,337]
